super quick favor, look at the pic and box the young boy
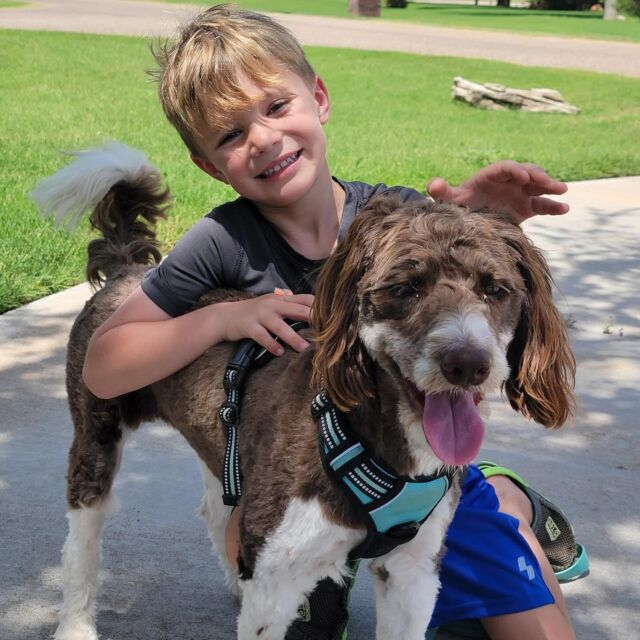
[83,5,578,639]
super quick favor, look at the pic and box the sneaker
[285,561,358,640]
[477,461,589,582]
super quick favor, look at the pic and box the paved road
[1,0,639,77]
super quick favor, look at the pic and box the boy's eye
[268,99,289,115]
[218,129,241,147]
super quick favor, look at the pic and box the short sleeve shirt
[141,178,426,317]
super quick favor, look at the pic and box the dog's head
[311,196,575,466]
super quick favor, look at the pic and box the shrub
[529,0,592,8]
[386,0,408,7]
[620,0,640,15]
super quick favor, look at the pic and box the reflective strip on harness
[219,322,310,507]
[312,390,456,559]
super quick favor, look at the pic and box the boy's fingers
[271,322,311,353]
[251,327,286,357]
[427,177,457,202]
[271,291,315,309]
[287,293,315,307]
[530,196,570,216]
[523,182,561,197]
[280,301,313,322]
[521,164,568,194]
[487,161,531,184]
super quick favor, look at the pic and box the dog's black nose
[440,348,491,387]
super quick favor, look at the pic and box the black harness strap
[219,322,308,506]
[219,339,255,506]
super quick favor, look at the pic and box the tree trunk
[603,0,618,19]
[349,0,381,16]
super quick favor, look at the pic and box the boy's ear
[190,154,228,184]
[314,76,330,124]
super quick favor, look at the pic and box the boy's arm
[427,160,569,224]
[83,286,313,399]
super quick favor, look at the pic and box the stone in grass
[349,0,381,16]
[452,77,580,114]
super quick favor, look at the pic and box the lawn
[1,29,640,312]
[151,0,640,43]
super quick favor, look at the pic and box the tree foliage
[619,0,640,14]
[530,0,592,9]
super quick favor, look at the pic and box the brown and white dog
[33,143,575,640]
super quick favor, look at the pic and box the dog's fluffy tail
[31,141,171,287]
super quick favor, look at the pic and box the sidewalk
[1,177,639,639]
[0,0,639,77]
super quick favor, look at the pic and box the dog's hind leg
[197,461,240,597]
[370,492,458,640]
[55,400,127,640]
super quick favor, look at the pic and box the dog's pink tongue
[422,392,485,465]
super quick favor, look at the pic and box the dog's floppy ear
[311,196,402,410]
[501,225,576,428]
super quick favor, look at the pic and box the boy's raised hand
[427,161,569,224]
[221,292,314,356]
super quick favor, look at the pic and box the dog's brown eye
[484,282,509,299]
[392,280,421,300]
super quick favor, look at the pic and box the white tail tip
[30,141,157,230]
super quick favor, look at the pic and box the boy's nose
[249,123,282,156]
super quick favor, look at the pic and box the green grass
[2,29,640,312]
[151,0,640,43]
[0,1,28,7]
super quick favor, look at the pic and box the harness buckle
[219,400,239,426]
[222,493,240,507]
[385,521,421,543]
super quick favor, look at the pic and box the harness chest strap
[311,391,457,560]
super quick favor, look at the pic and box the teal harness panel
[312,391,456,559]
[369,477,450,534]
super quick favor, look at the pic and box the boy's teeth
[262,153,298,177]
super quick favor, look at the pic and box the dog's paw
[54,620,99,640]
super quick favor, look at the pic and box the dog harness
[218,322,308,506]
[218,332,456,559]
[311,390,457,559]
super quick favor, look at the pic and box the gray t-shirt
[141,178,425,317]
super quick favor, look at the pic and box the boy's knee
[487,475,533,525]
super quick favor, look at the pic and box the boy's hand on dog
[221,293,314,356]
[427,161,570,224]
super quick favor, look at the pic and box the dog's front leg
[236,497,362,640]
[370,492,458,640]
[54,503,111,640]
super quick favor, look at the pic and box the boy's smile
[256,149,303,180]
[192,71,332,213]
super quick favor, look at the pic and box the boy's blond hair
[152,3,316,155]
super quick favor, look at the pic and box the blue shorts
[429,465,554,628]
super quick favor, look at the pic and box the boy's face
[191,71,331,209]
